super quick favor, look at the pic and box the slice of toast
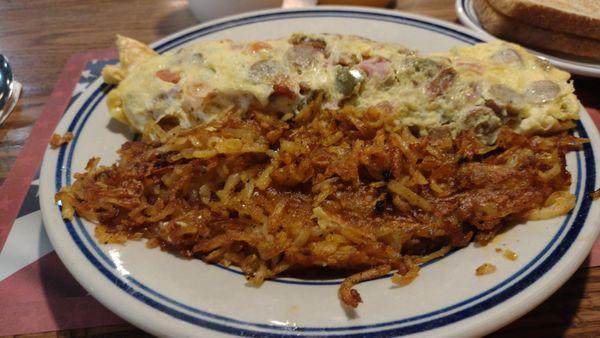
[473,0,600,61]
[489,0,600,40]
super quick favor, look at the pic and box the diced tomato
[155,69,180,84]
[249,41,272,53]
[272,84,296,99]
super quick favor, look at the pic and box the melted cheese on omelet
[104,34,579,140]
[444,43,578,134]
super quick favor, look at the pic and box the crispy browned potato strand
[56,105,584,307]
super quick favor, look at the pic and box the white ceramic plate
[455,0,600,78]
[39,7,600,337]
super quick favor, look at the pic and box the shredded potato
[391,264,420,286]
[49,132,74,149]
[387,180,432,212]
[475,263,497,276]
[590,189,600,201]
[340,265,391,308]
[503,250,518,261]
[55,106,585,307]
[525,191,576,220]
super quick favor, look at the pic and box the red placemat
[0,51,599,336]
[0,49,126,336]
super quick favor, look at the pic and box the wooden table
[1,0,598,336]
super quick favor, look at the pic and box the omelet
[103,33,579,140]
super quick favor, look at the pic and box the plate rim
[39,6,600,337]
[455,0,600,78]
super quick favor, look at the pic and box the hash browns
[56,105,583,307]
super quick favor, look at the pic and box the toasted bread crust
[489,0,600,40]
[474,0,600,61]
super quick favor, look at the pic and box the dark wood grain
[0,0,197,184]
[0,0,598,337]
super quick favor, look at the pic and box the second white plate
[456,0,600,78]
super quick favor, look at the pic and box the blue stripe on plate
[152,10,482,53]
[53,8,595,336]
